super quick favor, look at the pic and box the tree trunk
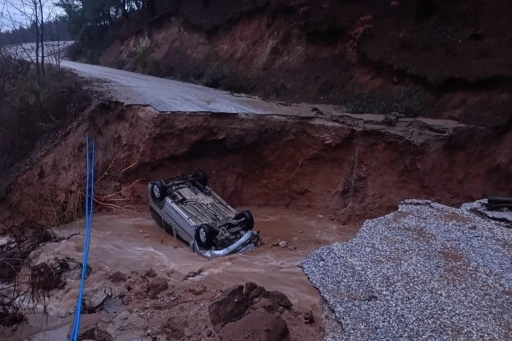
[33,1,40,76]
[122,0,129,19]
[39,0,45,75]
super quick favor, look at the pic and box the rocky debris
[103,297,124,314]
[303,310,314,324]
[300,200,512,340]
[158,316,187,340]
[218,308,289,341]
[86,287,114,312]
[125,274,169,301]
[145,268,157,278]
[278,241,288,248]
[209,283,293,340]
[148,277,168,299]
[108,271,127,283]
[67,313,104,340]
[106,311,147,340]
[125,276,150,300]
[185,285,207,296]
[183,268,203,280]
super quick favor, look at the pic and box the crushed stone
[300,199,512,341]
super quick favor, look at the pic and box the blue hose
[69,136,95,341]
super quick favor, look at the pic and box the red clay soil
[98,0,512,127]
[2,102,512,226]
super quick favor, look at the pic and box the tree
[1,0,72,74]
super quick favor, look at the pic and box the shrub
[0,57,93,178]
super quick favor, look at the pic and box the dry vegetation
[0,56,93,181]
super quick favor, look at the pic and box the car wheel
[151,181,166,207]
[193,170,208,187]
[236,210,254,231]
[195,224,214,249]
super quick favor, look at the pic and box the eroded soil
[3,102,511,227]
[1,101,512,340]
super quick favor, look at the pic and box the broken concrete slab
[462,199,512,227]
[300,200,512,341]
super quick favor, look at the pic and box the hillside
[72,0,512,127]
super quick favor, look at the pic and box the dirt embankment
[3,102,512,226]
[95,0,512,127]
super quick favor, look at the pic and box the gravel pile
[300,200,512,341]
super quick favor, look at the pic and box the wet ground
[14,207,360,340]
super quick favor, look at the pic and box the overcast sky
[0,0,62,32]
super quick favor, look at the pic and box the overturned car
[148,171,260,258]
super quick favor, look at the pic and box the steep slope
[4,102,512,226]
[95,0,512,127]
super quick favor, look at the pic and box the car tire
[151,181,166,208]
[236,210,254,231]
[195,224,215,249]
[193,170,208,187]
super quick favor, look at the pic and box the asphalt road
[60,59,269,113]
[4,41,278,113]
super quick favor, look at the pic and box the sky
[0,0,63,32]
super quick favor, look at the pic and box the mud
[5,208,336,341]
[30,208,349,316]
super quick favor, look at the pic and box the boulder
[209,285,249,332]
[218,308,289,341]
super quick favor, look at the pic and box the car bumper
[191,230,260,259]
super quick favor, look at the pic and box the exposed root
[0,221,59,326]
[95,154,137,185]
[93,179,142,212]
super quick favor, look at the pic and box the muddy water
[20,207,359,340]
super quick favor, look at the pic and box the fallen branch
[66,232,81,240]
